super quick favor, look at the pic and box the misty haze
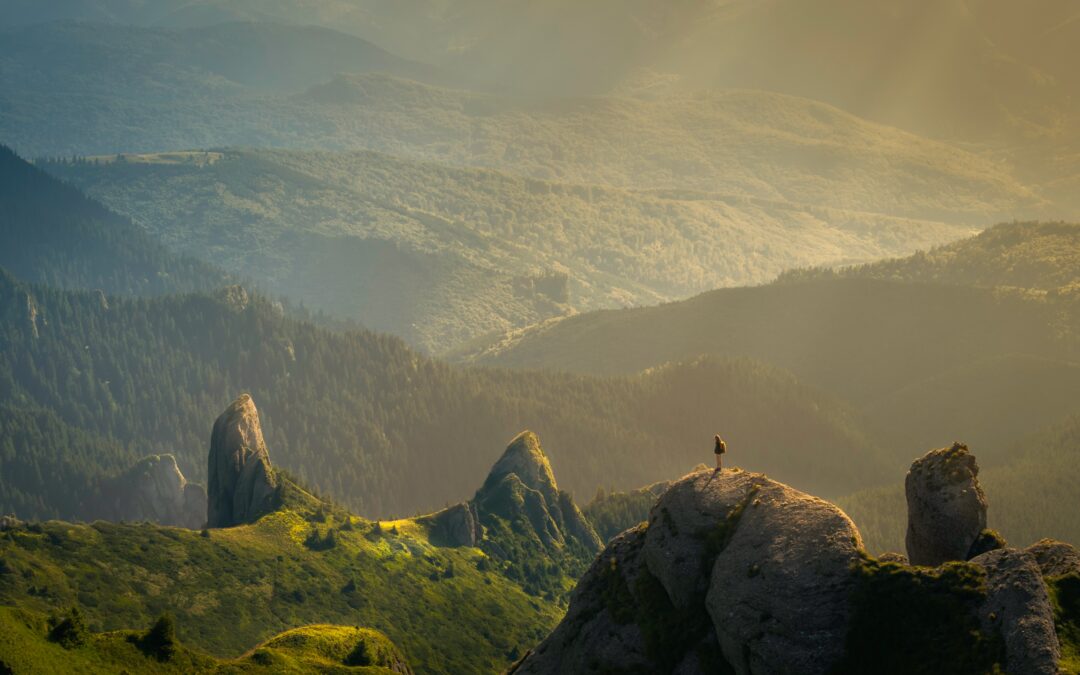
[1,2,1078,673]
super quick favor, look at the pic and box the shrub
[137,613,178,661]
[47,607,88,648]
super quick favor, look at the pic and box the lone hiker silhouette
[714,434,727,470]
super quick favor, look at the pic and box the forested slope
[0,269,887,520]
[41,148,976,351]
[0,146,227,296]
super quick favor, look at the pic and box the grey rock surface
[643,468,763,609]
[1025,538,1080,578]
[423,502,481,547]
[207,394,278,528]
[516,469,864,675]
[877,552,909,564]
[706,477,864,675]
[905,443,987,566]
[971,548,1061,675]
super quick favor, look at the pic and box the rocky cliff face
[514,445,1075,675]
[207,394,278,528]
[101,454,206,528]
[905,442,987,566]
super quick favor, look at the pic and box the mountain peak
[481,431,558,498]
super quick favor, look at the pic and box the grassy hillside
[0,502,559,673]
[0,607,411,674]
[41,148,980,351]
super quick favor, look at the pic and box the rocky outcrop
[905,442,987,566]
[1026,539,1080,578]
[421,502,481,547]
[207,394,278,528]
[515,468,864,674]
[970,548,1061,675]
[103,454,206,528]
[516,445,1075,675]
[474,431,602,554]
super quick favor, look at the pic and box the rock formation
[421,502,481,547]
[515,445,1074,675]
[905,442,987,566]
[513,467,864,674]
[473,431,602,554]
[970,548,1061,675]
[207,394,278,528]
[102,454,206,528]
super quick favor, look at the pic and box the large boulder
[207,394,278,528]
[905,443,987,566]
[105,454,206,528]
[515,469,864,674]
[517,447,1075,675]
[1025,538,1080,578]
[970,548,1061,675]
[704,476,864,675]
[643,468,764,609]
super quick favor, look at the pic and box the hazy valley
[2,2,1080,673]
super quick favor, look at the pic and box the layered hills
[40,146,988,350]
[1,149,889,520]
[0,264,886,522]
[455,222,1080,548]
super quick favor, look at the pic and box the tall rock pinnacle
[207,394,278,528]
[905,442,987,566]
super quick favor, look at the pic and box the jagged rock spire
[207,394,278,528]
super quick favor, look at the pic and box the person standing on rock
[714,434,727,470]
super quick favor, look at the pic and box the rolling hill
[455,223,1080,553]
[453,222,1080,465]
[41,147,986,351]
[6,0,1079,142]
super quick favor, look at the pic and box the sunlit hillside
[42,147,983,350]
